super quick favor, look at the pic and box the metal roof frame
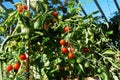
[93,0,108,22]
[0,0,120,22]
[113,0,120,13]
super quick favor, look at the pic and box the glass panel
[98,0,118,20]
[2,2,15,9]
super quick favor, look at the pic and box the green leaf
[78,64,84,73]
[68,1,75,6]
[39,1,46,13]
[100,72,108,80]
[106,30,113,35]
[102,49,116,55]
[55,57,62,64]
[92,11,99,14]
[50,68,57,73]
[44,61,50,67]
[16,77,23,80]
[111,72,119,80]
[43,37,50,43]
[0,27,4,32]
[34,18,40,29]
[69,59,75,64]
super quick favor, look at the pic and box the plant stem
[26,48,30,80]
[0,61,3,80]
[26,0,30,80]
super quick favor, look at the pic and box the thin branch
[0,32,28,50]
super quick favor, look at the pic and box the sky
[1,0,120,21]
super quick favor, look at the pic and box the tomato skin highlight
[6,65,13,72]
[61,47,68,54]
[20,54,26,60]
[60,39,66,45]
[68,53,74,59]
[64,26,71,32]
[13,62,20,70]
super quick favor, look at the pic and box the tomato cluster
[60,39,75,59]
[6,53,26,72]
[59,25,90,60]
[59,26,75,59]
[6,62,20,72]
[17,3,28,12]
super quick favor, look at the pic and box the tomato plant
[0,0,120,80]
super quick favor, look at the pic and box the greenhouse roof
[0,0,120,22]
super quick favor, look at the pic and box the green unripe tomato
[76,58,82,64]
[84,61,90,68]
[97,66,105,74]
[97,68,102,73]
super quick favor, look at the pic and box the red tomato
[64,26,71,32]
[13,62,20,70]
[6,65,13,72]
[52,11,58,17]
[60,39,66,45]
[61,47,68,54]
[43,24,49,29]
[83,47,89,53]
[68,53,74,59]
[23,5,28,10]
[20,54,26,60]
